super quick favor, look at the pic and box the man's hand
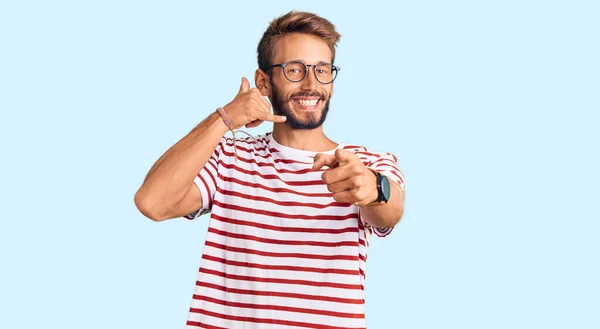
[222,77,287,129]
[312,149,378,206]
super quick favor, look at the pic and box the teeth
[296,99,318,106]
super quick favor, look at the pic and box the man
[135,10,405,329]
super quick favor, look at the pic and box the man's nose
[300,66,319,90]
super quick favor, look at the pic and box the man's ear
[255,69,272,97]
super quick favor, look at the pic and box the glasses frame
[264,61,340,84]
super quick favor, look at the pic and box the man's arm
[134,112,229,221]
[134,78,286,221]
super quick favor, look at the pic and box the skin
[135,32,404,228]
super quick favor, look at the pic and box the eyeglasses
[265,61,340,84]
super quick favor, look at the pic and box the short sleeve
[369,152,405,190]
[183,138,226,220]
[363,152,405,237]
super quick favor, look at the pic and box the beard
[270,82,331,130]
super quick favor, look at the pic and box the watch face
[381,175,391,201]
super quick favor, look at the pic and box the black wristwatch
[372,170,391,204]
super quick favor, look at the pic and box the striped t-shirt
[184,132,405,329]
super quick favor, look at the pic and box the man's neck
[272,124,338,152]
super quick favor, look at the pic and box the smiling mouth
[291,97,321,110]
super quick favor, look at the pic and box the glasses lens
[284,62,307,82]
[315,63,337,84]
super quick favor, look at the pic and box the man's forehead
[272,33,333,64]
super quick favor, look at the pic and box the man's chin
[274,100,329,130]
[282,115,324,130]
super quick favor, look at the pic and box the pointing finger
[334,149,356,165]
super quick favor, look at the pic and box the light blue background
[1,1,598,328]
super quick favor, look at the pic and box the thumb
[312,153,338,171]
[238,77,251,95]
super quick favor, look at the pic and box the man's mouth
[291,96,321,110]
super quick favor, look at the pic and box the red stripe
[198,174,212,208]
[219,173,332,197]
[207,158,218,173]
[373,165,402,177]
[213,200,357,221]
[205,163,218,189]
[199,267,364,290]
[205,240,359,261]
[202,254,359,275]
[353,151,381,158]
[372,157,399,168]
[223,143,274,160]
[374,169,403,184]
[185,320,226,329]
[216,186,350,209]
[211,214,358,235]
[373,163,399,171]
[374,226,394,237]
[387,170,405,184]
[224,147,309,164]
[190,307,366,329]
[208,227,359,248]
[192,295,364,319]
[343,145,366,151]
[372,160,404,183]
[194,281,364,305]
[219,161,323,185]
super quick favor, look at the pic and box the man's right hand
[222,77,287,129]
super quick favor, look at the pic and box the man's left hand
[312,149,378,206]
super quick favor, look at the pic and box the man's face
[268,33,335,130]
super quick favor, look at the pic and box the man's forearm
[135,112,228,218]
[360,179,404,229]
